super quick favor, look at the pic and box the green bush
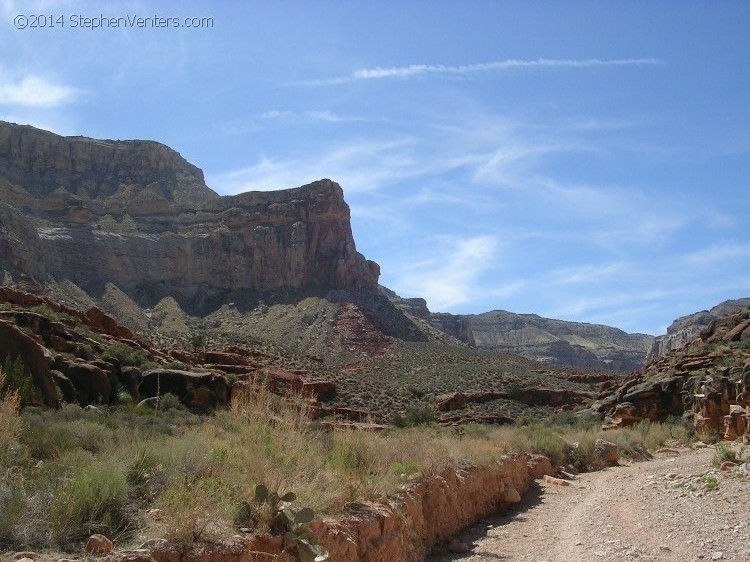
[21,415,77,460]
[0,483,25,543]
[1,356,39,406]
[102,343,149,368]
[127,448,162,486]
[509,424,569,467]
[0,366,21,469]
[391,403,437,428]
[713,443,743,467]
[326,434,373,476]
[49,460,128,544]
[159,392,186,412]
[388,460,420,476]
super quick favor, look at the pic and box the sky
[1,0,749,335]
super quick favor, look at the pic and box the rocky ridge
[646,298,750,362]
[594,303,750,440]
[463,310,653,373]
[380,288,653,372]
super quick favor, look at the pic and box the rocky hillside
[0,121,379,314]
[646,298,750,362]
[594,302,750,441]
[462,310,653,372]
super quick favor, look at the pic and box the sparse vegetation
[712,442,744,467]
[102,342,150,367]
[0,364,703,555]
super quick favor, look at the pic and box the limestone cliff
[0,121,379,312]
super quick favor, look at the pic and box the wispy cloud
[550,262,627,285]
[395,235,500,311]
[682,242,750,266]
[0,75,80,107]
[208,138,426,193]
[304,58,664,85]
[261,109,374,123]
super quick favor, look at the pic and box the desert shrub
[0,482,25,543]
[127,448,162,487]
[0,366,21,468]
[20,414,77,460]
[507,424,569,467]
[391,403,437,428]
[326,432,373,476]
[66,419,111,454]
[566,433,600,472]
[713,443,743,467]
[159,392,186,412]
[1,356,39,406]
[49,458,129,545]
[162,360,188,370]
[388,460,420,476]
[102,343,148,367]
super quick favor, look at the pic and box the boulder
[85,534,113,556]
[56,361,112,405]
[593,439,619,467]
[118,366,142,400]
[527,454,554,479]
[139,369,230,410]
[502,484,521,503]
[436,391,468,412]
[50,370,77,403]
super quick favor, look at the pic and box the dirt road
[429,446,750,562]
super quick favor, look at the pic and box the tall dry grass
[0,378,693,552]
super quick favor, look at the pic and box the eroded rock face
[0,121,379,313]
[646,298,750,362]
[597,305,750,436]
[466,310,653,372]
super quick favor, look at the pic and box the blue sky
[2,1,749,335]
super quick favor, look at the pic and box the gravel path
[429,445,750,562]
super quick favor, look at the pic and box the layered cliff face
[0,121,379,313]
[466,310,653,373]
[646,298,750,362]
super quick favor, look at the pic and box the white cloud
[549,262,627,285]
[305,58,664,85]
[682,243,750,266]
[0,75,80,107]
[396,235,499,311]
[208,137,440,194]
[261,110,293,120]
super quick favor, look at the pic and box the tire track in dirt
[429,447,750,562]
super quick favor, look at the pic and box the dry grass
[0,367,21,466]
[0,380,692,553]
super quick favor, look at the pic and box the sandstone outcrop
[646,298,750,362]
[596,304,750,438]
[0,121,379,315]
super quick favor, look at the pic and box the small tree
[1,356,39,406]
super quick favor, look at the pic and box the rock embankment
[101,455,552,562]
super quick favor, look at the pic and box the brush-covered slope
[462,310,653,372]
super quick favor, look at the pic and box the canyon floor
[430,446,750,562]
